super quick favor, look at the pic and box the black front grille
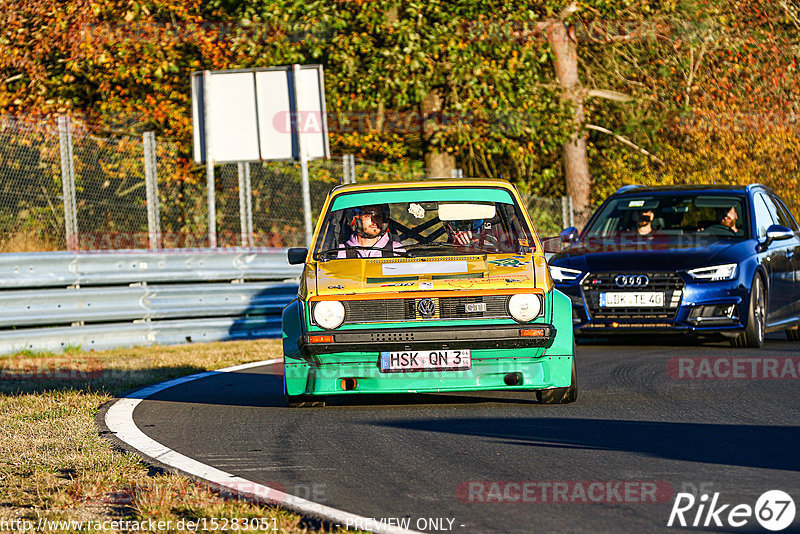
[341,295,510,324]
[581,272,684,321]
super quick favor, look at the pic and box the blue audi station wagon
[548,184,800,347]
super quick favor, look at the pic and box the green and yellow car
[281,179,576,407]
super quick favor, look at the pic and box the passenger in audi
[698,205,741,235]
[338,204,405,258]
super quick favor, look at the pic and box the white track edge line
[104,358,422,534]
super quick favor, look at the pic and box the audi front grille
[581,272,684,321]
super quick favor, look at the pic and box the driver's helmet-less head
[715,206,736,220]
[350,204,390,237]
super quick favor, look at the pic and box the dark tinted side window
[753,193,776,239]
[770,194,800,233]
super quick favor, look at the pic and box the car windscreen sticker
[381,260,468,276]
[628,200,645,207]
[488,258,530,268]
[408,203,426,218]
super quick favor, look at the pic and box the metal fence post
[348,154,356,183]
[342,154,350,184]
[143,131,161,249]
[561,196,568,230]
[58,116,79,251]
[569,195,574,228]
[293,64,314,247]
[342,154,356,184]
[238,162,254,247]
[450,168,463,178]
[203,70,218,248]
[245,163,254,247]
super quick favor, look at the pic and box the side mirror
[559,226,579,244]
[540,236,562,254]
[759,225,794,252]
[288,247,309,265]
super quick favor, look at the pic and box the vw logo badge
[615,274,650,288]
[417,298,436,318]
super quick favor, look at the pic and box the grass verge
[0,340,346,533]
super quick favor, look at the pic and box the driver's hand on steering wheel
[452,230,473,245]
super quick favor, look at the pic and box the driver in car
[717,205,739,233]
[338,204,405,258]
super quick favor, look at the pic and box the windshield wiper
[404,242,461,251]
[315,246,410,260]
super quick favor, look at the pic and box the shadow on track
[576,331,797,348]
[138,365,800,472]
[142,368,540,408]
[370,416,800,472]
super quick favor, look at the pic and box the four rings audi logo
[615,274,650,288]
[417,298,436,318]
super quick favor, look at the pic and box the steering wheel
[470,234,500,251]
[701,224,736,234]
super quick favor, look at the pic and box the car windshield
[584,193,750,241]
[313,187,535,259]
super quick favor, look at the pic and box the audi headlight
[687,263,738,281]
[549,265,583,283]
[312,300,345,329]
[508,294,542,323]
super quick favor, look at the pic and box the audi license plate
[379,349,471,372]
[600,292,664,307]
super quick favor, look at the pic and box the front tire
[536,356,578,404]
[730,274,766,348]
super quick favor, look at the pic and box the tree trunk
[420,90,455,178]
[547,21,591,227]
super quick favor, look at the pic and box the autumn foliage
[1,0,798,215]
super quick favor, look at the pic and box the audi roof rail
[745,183,771,193]
[614,185,644,195]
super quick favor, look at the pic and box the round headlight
[313,300,345,329]
[508,294,542,323]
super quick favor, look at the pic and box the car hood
[549,239,754,273]
[310,253,551,297]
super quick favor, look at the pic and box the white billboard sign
[192,65,329,163]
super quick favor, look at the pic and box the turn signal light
[520,328,545,337]
[309,335,334,343]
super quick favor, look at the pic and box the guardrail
[0,249,301,355]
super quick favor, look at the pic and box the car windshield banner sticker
[382,261,468,276]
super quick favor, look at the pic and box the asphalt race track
[110,333,800,533]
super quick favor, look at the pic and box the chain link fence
[0,117,66,252]
[0,116,573,253]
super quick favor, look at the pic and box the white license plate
[379,349,471,372]
[600,292,664,307]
